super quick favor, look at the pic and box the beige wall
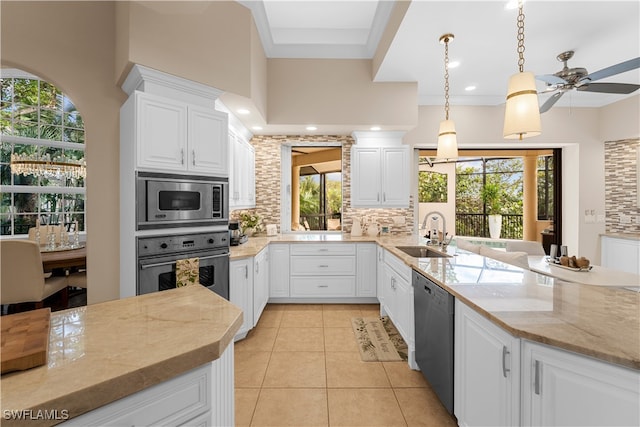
[267,59,418,128]
[1,1,126,304]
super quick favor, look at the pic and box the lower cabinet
[229,257,253,340]
[601,235,640,275]
[253,247,269,327]
[269,244,290,298]
[64,344,234,426]
[380,249,415,368]
[521,340,640,427]
[454,299,520,427]
[356,243,377,297]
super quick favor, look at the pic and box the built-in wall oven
[136,171,228,230]
[137,231,229,299]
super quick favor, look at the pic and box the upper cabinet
[351,145,410,208]
[228,130,255,209]
[121,64,228,177]
[133,91,228,176]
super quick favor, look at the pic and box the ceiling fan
[536,51,640,113]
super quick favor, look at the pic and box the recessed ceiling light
[465,85,477,91]
[370,126,381,131]
[306,126,317,131]
[448,61,460,69]
[252,126,263,130]
[237,108,250,115]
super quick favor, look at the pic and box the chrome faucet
[421,211,449,247]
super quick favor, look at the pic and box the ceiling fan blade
[579,57,640,83]
[536,74,567,85]
[577,82,640,94]
[539,91,565,113]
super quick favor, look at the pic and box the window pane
[14,121,38,138]
[0,78,12,102]
[64,111,84,129]
[39,124,62,141]
[1,164,11,185]
[14,213,37,235]
[13,79,38,105]
[63,128,84,143]
[15,104,38,123]
[40,108,62,125]
[419,171,448,203]
[0,214,10,235]
[39,81,60,109]
[14,192,38,213]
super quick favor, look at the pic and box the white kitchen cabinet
[130,91,228,176]
[351,146,410,208]
[64,344,234,427]
[253,247,269,327]
[229,258,253,340]
[356,243,377,297]
[229,130,255,209]
[269,244,290,298]
[380,250,415,368]
[376,246,386,307]
[289,243,357,298]
[522,340,640,427]
[455,299,520,427]
[601,235,640,275]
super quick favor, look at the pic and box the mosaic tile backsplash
[604,138,640,234]
[231,135,414,235]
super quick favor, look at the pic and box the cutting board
[1,308,51,374]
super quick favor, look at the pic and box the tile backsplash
[244,135,414,235]
[605,138,640,233]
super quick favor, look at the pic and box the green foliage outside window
[418,171,447,203]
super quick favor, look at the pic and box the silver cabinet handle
[192,149,196,166]
[377,193,380,202]
[245,265,248,279]
[534,360,542,395]
[255,261,259,274]
[383,192,386,202]
[318,264,329,268]
[391,277,396,290]
[502,346,510,378]
[140,253,228,269]
[318,285,329,288]
[181,148,184,165]
[318,248,329,252]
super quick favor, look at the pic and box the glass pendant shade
[437,119,458,160]
[503,71,541,140]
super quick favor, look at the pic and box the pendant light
[503,0,541,140]
[437,33,458,160]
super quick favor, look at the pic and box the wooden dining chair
[1,240,69,313]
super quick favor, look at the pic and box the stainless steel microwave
[136,172,228,230]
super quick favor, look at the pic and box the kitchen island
[1,285,242,426]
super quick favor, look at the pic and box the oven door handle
[140,253,229,270]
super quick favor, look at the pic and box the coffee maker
[229,220,247,246]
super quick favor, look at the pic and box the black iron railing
[300,213,341,231]
[455,213,523,239]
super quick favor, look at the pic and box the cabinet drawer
[290,256,356,275]
[290,277,356,297]
[290,243,356,256]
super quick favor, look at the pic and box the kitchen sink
[395,246,450,258]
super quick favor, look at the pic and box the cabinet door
[229,259,253,340]
[376,246,385,307]
[351,147,381,207]
[253,248,268,326]
[382,264,397,321]
[356,243,377,297]
[136,92,187,172]
[269,244,290,298]
[455,299,520,427]
[601,236,640,275]
[188,107,228,176]
[393,273,413,349]
[522,340,640,427]
[381,147,410,207]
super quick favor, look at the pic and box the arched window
[0,69,86,236]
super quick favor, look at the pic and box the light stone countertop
[232,233,640,370]
[0,286,243,426]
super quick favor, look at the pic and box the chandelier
[10,153,86,180]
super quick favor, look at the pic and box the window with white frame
[0,69,86,236]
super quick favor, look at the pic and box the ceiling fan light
[437,119,458,160]
[503,71,542,140]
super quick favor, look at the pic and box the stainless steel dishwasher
[413,270,455,414]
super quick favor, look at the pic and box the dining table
[40,245,86,272]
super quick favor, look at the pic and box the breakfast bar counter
[0,285,242,426]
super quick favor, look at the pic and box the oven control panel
[138,231,229,257]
